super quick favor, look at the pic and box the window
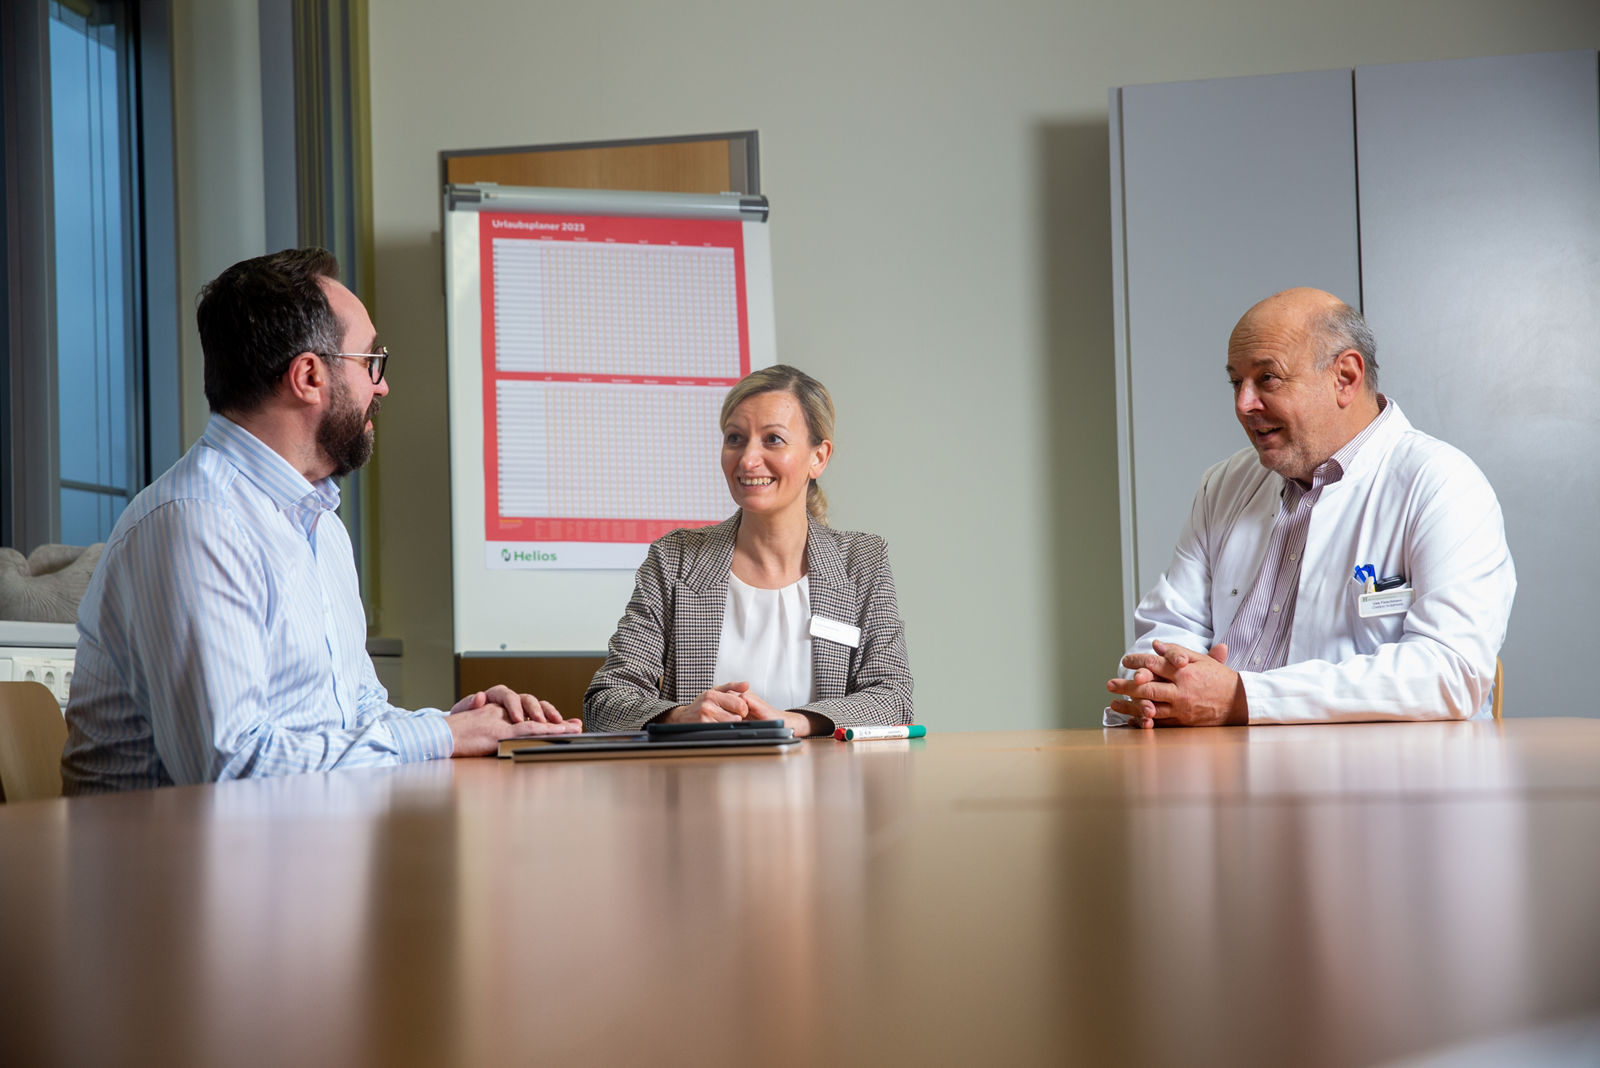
[1,0,176,551]
[50,0,140,544]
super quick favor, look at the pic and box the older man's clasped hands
[1105,640,1248,729]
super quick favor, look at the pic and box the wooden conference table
[2,719,1599,1067]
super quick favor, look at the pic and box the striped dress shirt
[1221,397,1393,669]
[61,415,452,794]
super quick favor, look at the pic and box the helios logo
[503,548,557,563]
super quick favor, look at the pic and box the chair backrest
[0,681,68,803]
[1492,657,1504,722]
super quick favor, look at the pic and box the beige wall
[341,1,1599,727]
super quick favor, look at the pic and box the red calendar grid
[479,212,750,543]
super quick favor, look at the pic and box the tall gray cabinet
[1109,50,1600,717]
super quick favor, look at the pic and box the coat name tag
[809,615,861,648]
[1358,588,1414,618]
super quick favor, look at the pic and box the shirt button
[1253,657,1262,665]
[1271,604,1281,612]
[1288,553,1298,562]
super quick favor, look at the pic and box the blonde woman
[584,365,913,737]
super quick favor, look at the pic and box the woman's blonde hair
[719,364,835,525]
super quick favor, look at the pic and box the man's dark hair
[197,248,344,414]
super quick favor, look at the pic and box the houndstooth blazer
[584,513,914,732]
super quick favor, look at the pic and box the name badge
[1358,588,1413,618]
[809,615,861,648]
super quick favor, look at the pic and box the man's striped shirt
[61,414,451,793]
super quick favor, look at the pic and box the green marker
[842,725,927,741]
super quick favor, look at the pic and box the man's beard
[317,372,379,478]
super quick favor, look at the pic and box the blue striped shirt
[61,414,452,793]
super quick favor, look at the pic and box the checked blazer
[584,513,914,732]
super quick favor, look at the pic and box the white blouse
[712,573,815,712]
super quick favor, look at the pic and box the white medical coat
[1114,402,1515,724]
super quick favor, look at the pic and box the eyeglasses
[322,347,389,384]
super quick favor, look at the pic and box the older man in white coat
[1105,288,1515,727]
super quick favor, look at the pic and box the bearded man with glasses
[62,248,579,794]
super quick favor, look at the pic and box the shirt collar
[201,413,342,515]
[1288,392,1393,495]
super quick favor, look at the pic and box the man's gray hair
[1314,301,1380,392]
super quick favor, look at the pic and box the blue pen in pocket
[1352,563,1376,593]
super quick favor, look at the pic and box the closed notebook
[496,731,645,758]
[506,735,800,762]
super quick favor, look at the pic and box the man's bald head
[1225,287,1383,481]
[1233,288,1379,393]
